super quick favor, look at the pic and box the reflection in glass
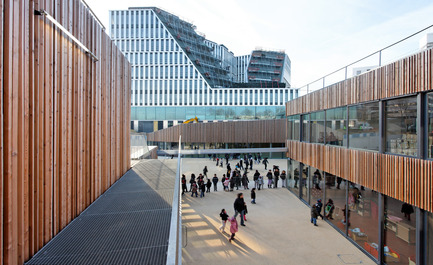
[309,167,323,210]
[325,175,347,234]
[428,93,433,158]
[384,197,416,265]
[348,186,379,262]
[287,115,300,141]
[301,165,309,203]
[310,111,325,144]
[325,107,347,146]
[385,97,417,156]
[427,212,433,265]
[348,102,379,151]
[302,114,310,142]
[287,159,300,195]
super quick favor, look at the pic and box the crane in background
[183,116,198,124]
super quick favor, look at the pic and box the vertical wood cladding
[287,139,433,213]
[286,49,433,115]
[0,0,131,263]
[146,119,287,143]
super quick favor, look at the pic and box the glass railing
[297,24,433,97]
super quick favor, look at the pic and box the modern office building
[286,46,433,265]
[109,7,297,132]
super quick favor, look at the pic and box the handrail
[81,0,106,31]
[298,24,433,94]
[166,135,182,265]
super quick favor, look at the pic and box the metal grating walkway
[26,159,177,265]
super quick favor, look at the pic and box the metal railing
[166,136,182,265]
[297,24,433,96]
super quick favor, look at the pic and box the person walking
[258,175,264,190]
[203,166,208,178]
[249,158,253,170]
[314,169,322,190]
[219,209,229,233]
[251,188,256,204]
[280,170,287,188]
[263,158,269,170]
[228,216,238,242]
[311,204,319,226]
[239,159,244,170]
[233,193,246,226]
[181,174,187,195]
[216,157,219,167]
[206,179,212,193]
[266,170,273,188]
[191,183,198,197]
[212,174,219,191]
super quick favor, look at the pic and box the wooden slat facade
[287,141,433,212]
[285,48,433,213]
[0,1,131,264]
[286,49,433,115]
[146,119,287,144]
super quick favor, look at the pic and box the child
[228,216,238,242]
[311,204,319,226]
[251,188,256,204]
[191,183,198,197]
[219,209,229,233]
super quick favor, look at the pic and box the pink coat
[229,217,238,234]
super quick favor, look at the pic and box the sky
[86,0,433,91]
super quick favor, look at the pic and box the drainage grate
[26,160,176,265]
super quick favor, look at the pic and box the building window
[427,93,433,158]
[325,107,347,146]
[302,114,310,143]
[348,102,379,151]
[384,197,416,264]
[385,96,417,156]
[287,115,300,141]
[310,111,325,144]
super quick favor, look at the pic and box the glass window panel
[384,197,416,265]
[310,111,325,144]
[325,174,348,234]
[175,107,186,120]
[302,114,310,142]
[427,212,433,265]
[325,107,347,146]
[165,107,176,120]
[287,159,300,195]
[428,93,433,158]
[348,102,379,151]
[346,186,379,262]
[385,96,417,156]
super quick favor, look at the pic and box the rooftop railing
[297,24,433,97]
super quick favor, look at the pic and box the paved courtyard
[181,158,375,265]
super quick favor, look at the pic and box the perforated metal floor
[26,160,177,265]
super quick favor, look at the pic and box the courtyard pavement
[181,158,375,265]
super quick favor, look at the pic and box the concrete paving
[181,158,375,265]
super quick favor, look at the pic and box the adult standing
[233,193,246,226]
[258,175,264,190]
[273,167,280,188]
[212,174,219,191]
[181,174,187,195]
[266,170,273,188]
[280,170,287,188]
[241,173,249,190]
[313,169,322,190]
[239,159,244,170]
[253,170,260,189]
